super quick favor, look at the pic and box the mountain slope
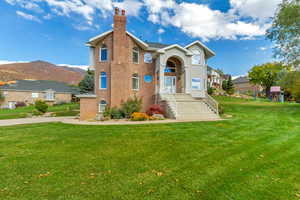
[0,61,85,84]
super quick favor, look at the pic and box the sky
[0,0,282,76]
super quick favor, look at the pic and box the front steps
[160,93,220,121]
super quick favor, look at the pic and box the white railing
[204,93,219,114]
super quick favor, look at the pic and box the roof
[185,40,215,59]
[0,80,80,94]
[233,76,250,84]
[146,42,170,49]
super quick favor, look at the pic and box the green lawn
[0,103,79,119]
[0,97,300,199]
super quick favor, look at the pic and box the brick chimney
[113,8,127,62]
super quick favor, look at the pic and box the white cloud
[158,28,165,34]
[16,10,42,23]
[259,46,268,51]
[43,13,52,20]
[0,60,29,65]
[5,0,43,13]
[57,64,89,70]
[113,0,143,17]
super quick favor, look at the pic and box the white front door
[164,76,176,94]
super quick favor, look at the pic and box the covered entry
[163,57,184,94]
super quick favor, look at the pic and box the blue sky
[0,0,281,76]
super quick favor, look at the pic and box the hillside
[0,61,86,85]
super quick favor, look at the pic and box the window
[192,49,201,65]
[164,61,176,73]
[132,47,139,63]
[45,90,55,101]
[100,44,108,61]
[192,78,201,90]
[132,73,139,90]
[32,93,38,98]
[99,100,107,113]
[99,72,107,89]
[144,52,152,63]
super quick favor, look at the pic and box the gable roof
[146,42,170,49]
[157,44,193,56]
[0,80,80,94]
[87,30,149,49]
[233,76,250,84]
[185,40,215,58]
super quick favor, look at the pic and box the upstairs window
[144,52,152,63]
[100,44,108,61]
[192,49,201,65]
[99,100,107,113]
[132,73,139,90]
[99,72,107,89]
[132,47,139,64]
[164,61,176,73]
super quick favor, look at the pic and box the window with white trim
[192,49,201,65]
[99,100,107,113]
[132,73,139,90]
[132,47,139,64]
[191,78,201,90]
[99,72,107,89]
[100,44,108,61]
[45,90,55,101]
[32,92,39,98]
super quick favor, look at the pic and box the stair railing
[204,93,219,115]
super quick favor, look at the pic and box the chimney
[113,8,127,62]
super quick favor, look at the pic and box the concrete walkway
[0,117,74,126]
[0,117,222,126]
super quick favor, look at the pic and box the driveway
[0,117,74,126]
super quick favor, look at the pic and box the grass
[0,103,79,119]
[0,97,300,199]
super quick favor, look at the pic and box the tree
[222,75,234,95]
[0,90,4,104]
[278,71,300,100]
[248,62,288,97]
[266,0,300,67]
[78,69,94,93]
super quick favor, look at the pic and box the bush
[15,102,26,108]
[54,101,67,106]
[131,112,149,121]
[207,87,214,95]
[120,96,142,118]
[218,105,224,115]
[110,107,123,119]
[35,100,48,113]
[32,109,43,116]
[146,104,164,116]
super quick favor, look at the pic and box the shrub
[207,86,214,95]
[218,105,224,115]
[35,100,48,113]
[32,109,43,116]
[54,101,67,106]
[146,104,164,116]
[120,96,142,118]
[15,102,26,108]
[110,107,123,119]
[131,112,149,121]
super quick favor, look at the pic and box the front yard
[0,97,299,199]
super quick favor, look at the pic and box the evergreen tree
[78,69,95,93]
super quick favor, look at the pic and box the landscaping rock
[152,114,165,119]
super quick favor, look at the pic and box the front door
[164,76,176,94]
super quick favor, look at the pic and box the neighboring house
[207,66,223,89]
[233,76,263,95]
[0,80,79,109]
[77,8,219,120]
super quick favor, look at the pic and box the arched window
[192,49,201,65]
[164,60,176,73]
[132,73,139,90]
[99,72,107,89]
[100,44,108,61]
[99,100,107,113]
[132,47,139,63]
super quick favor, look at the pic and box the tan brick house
[78,8,219,121]
[0,80,79,109]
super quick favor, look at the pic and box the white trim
[132,47,139,64]
[89,30,113,43]
[157,44,193,56]
[126,31,149,49]
[99,72,107,90]
[185,40,215,58]
[132,74,139,91]
[76,94,96,98]
[99,45,108,62]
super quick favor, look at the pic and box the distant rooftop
[0,80,80,94]
[145,42,170,49]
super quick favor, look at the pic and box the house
[207,66,224,89]
[77,8,219,121]
[0,80,79,109]
[233,76,263,95]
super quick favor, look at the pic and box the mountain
[0,61,86,85]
